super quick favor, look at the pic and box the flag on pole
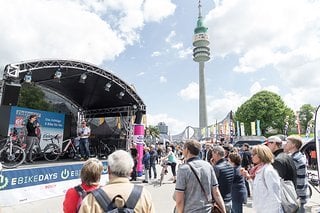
[314,105,320,184]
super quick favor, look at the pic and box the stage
[0,159,108,207]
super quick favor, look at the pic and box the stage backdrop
[8,106,65,149]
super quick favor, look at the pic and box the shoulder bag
[187,163,223,213]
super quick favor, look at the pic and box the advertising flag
[251,122,256,136]
[314,105,320,185]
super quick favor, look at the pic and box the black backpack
[91,185,143,213]
[74,185,89,213]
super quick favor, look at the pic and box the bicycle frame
[62,139,77,154]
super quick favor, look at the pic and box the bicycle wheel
[43,144,60,161]
[0,145,26,169]
[67,146,76,159]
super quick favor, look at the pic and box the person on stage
[25,114,40,163]
[78,121,91,160]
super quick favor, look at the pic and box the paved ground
[1,164,320,213]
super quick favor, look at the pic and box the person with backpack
[63,158,103,213]
[79,150,155,213]
[284,135,309,213]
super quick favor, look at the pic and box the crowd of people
[62,134,310,213]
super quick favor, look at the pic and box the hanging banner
[314,105,320,185]
[133,124,144,176]
[251,122,256,136]
[236,121,240,137]
[256,120,261,136]
[240,122,245,136]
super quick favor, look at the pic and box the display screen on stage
[8,106,65,149]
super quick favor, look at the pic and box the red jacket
[63,183,99,213]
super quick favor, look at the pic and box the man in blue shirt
[211,145,234,213]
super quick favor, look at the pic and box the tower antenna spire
[198,0,202,18]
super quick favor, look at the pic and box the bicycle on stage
[27,134,62,161]
[38,135,81,161]
[0,133,26,169]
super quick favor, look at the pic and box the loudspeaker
[1,83,21,106]
[134,111,143,124]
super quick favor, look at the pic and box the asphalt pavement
[1,164,320,212]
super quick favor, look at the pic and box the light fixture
[117,91,125,99]
[54,68,62,79]
[79,73,87,84]
[104,82,112,91]
[24,71,32,83]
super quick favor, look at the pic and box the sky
[0,0,320,135]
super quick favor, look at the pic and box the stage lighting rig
[79,73,87,84]
[24,71,32,83]
[117,91,125,99]
[104,82,112,91]
[54,68,62,80]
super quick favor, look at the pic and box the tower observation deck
[193,0,210,135]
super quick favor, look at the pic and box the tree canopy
[17,84,52,111]
[234,90,295,135]
[299,104,315,132]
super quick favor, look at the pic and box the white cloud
[165,31,176,43]
[160,76,167,83]
[151,51,162,57]
[172,42,183,49]
[137,72,145,76]
[178,82,199,100]
[284,87,320,112]
[206,0,320,75]
[207,91,248,123]
[178,47,193,59]
[204,0,320,118]
[0,0,175,67]
[143,0,176,22]
[147,113,187,135]
[249,82,280,96]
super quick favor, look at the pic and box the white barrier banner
[0,161,108,207]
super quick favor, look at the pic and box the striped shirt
[291,151,309,204]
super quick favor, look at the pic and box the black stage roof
[2,59,146,118]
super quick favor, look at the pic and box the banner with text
[8,106,65,149]
[0,162,108,206]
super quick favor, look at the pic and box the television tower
[193,0,210,134]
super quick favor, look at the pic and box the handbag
[187,163,223,213]
[261,166,299,213]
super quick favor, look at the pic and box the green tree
[18,84,52,111]
[234,90,295,135]
[299,104,315,133]
[148,125,160,139]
